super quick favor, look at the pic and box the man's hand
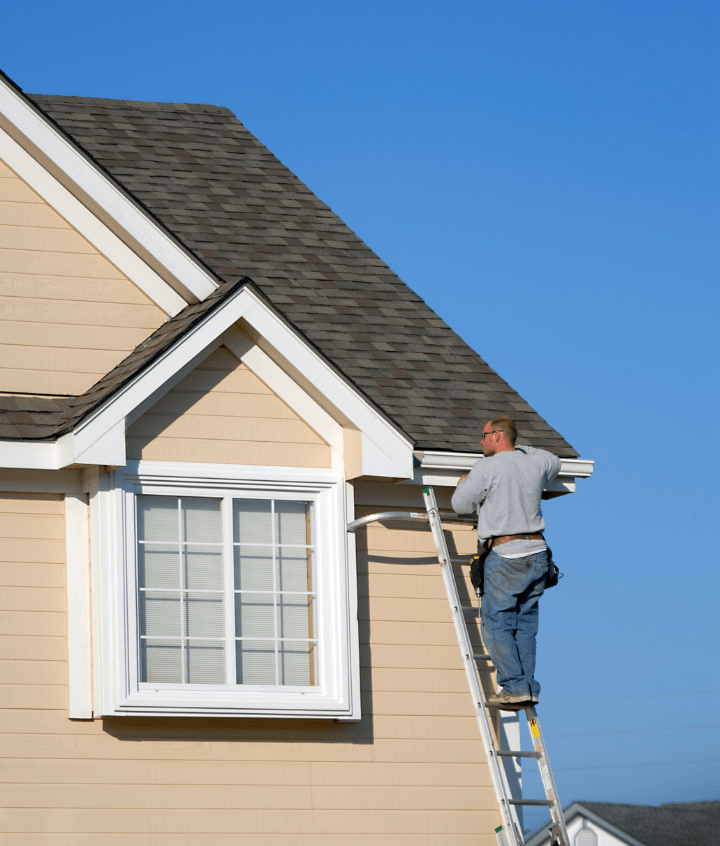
[456,474,468,487]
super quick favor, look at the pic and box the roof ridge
[28,93,233,114]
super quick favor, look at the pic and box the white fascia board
[0,441,58,469]
[15,286,412,476]
[239,292,414,479]
[57,419,127,468]
[0,126,186,317]
[0,77,217,304]
[0,421,127,470]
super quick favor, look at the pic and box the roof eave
[405,449,594,493]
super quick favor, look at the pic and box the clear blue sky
[3,0,719,834]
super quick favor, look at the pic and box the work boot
[486,688,536,709]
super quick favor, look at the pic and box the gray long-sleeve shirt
[451,445,562,546]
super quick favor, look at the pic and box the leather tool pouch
[545,546,563,589]
[470,542,491,597]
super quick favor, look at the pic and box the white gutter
[408,450,594,494]
[415,450,594,477]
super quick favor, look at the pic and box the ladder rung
[461,606,479,612]
[509,799,554,806]
[497,750,541,758]
[472,653,493,660]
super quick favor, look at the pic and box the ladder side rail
[422,486,523,845]
[525,710,570,846]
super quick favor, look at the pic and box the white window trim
[92,461,360,720]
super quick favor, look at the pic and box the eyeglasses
[481,431,499,439]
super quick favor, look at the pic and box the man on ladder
[452,417,562,711]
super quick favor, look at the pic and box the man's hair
[488,417,517,446]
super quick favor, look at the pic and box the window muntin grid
[137,496,225,684]
[136,494,317,688]
[234,499,316,686]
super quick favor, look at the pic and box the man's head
[481,417,517,456]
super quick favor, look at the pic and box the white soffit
[0,77,217,309]
[0,286,415,478]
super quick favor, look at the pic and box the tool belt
[491,532,544,547]
[470,537,562,598]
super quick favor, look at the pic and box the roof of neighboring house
[579,800,720,846]
[3,84,580,456]
[528,800,720,846]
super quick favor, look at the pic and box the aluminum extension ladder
[346,485,569,846]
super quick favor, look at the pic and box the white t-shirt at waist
[494,538,547,558]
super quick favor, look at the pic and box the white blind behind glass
[137,496,224,684]
[137,494,316,688]
[234,498,315,686]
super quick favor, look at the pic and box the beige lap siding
[0,158,166,396]
[126,346,332,467]
[0,483,502,844]
[0,492,66,712]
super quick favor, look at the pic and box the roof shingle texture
[0,277,250,439]
[24,93,578,456]
[580,800,720,846]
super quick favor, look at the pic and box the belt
[491,533,544,548]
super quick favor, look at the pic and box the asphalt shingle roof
[0,277,251,439]
[579,800,720,846]
[8,90,579,456]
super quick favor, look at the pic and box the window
[137,495,316,687]
[94,462,359,719]
[576,829,597,846]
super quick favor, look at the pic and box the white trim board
[0,76,217,306]
[65,493,92,718]
[0,287,415,479]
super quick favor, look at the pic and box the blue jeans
[481,549,548,697]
